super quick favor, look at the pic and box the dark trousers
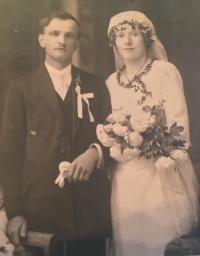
[49,237,106,256]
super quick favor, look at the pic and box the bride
[97,11,199,256]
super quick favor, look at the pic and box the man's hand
[7,215,27,246]
[67,147,99,183]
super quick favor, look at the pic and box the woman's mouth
[123,48,134,50]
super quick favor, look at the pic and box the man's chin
[53,55,71,64]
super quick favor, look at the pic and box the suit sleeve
[96,78,112,168]
[0,81,27,218]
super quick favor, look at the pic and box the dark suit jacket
[0,64,111,238]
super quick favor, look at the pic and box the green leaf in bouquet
[163,144,175,154]
[170,122,184,135]
[143,105,152,112]
[0,247,5,253]
[172,139,186,148]
[160,134,173,146]
[107,130,116,137]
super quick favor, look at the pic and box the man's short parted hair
[38,10,81,39]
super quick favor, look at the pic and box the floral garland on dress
[116,59,153,105]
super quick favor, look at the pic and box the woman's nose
[124,34,132,45]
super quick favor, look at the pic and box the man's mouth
[55,47,66,51]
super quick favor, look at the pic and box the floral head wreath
[108,11,168,70]
[108,11,157,47]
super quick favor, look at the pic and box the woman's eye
[116,32,124,38]
[130,31,138,36]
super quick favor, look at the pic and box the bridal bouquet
[97,101,188,170]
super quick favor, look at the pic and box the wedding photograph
[0,0,200,255]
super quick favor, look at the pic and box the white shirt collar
[45,61,72,100]
[45,61,72,78]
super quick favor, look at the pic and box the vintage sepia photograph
[0,0,200,255]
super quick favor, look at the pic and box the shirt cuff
[89,143,104,169]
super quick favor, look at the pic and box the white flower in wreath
[110,144,122,161]
[170,149,188,162]
[129,131,143,147]
[112,123,128,137]
[155,156,175,171]
[96,124,116,147]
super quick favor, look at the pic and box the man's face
[38,18,79,68]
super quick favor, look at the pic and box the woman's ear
[38,34,45,48]
[113,45,124,70]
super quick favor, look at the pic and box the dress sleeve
[163,63,190,146]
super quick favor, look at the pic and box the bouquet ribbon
[75,85,94,122]
[55,161,71,188]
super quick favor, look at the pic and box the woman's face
[115,25,147,62]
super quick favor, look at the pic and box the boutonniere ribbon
[75,85,95,122]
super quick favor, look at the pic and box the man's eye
[65,33,76,39]
[49,31,59,36]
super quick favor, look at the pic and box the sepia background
[0,0,200,181]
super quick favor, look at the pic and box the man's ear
[38,34,45,48]
[74,39,80,52]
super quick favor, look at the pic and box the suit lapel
[71,65,81,143]
[34,64,65,129]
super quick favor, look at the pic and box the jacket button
[30,130,37,136]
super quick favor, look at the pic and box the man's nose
[57,34,66,45]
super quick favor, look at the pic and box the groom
[0,11,111,256]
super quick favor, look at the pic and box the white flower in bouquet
[155,156,176,171]
[96,124,116,147]
[122,147,140,161]
[110,144,122,161]
[130,110,155,132]
[112,123,128,137]
[111,111,127,123]
[129,131,143,147]
[170,149,188,162]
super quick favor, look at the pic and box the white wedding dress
[106,60,199,256]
